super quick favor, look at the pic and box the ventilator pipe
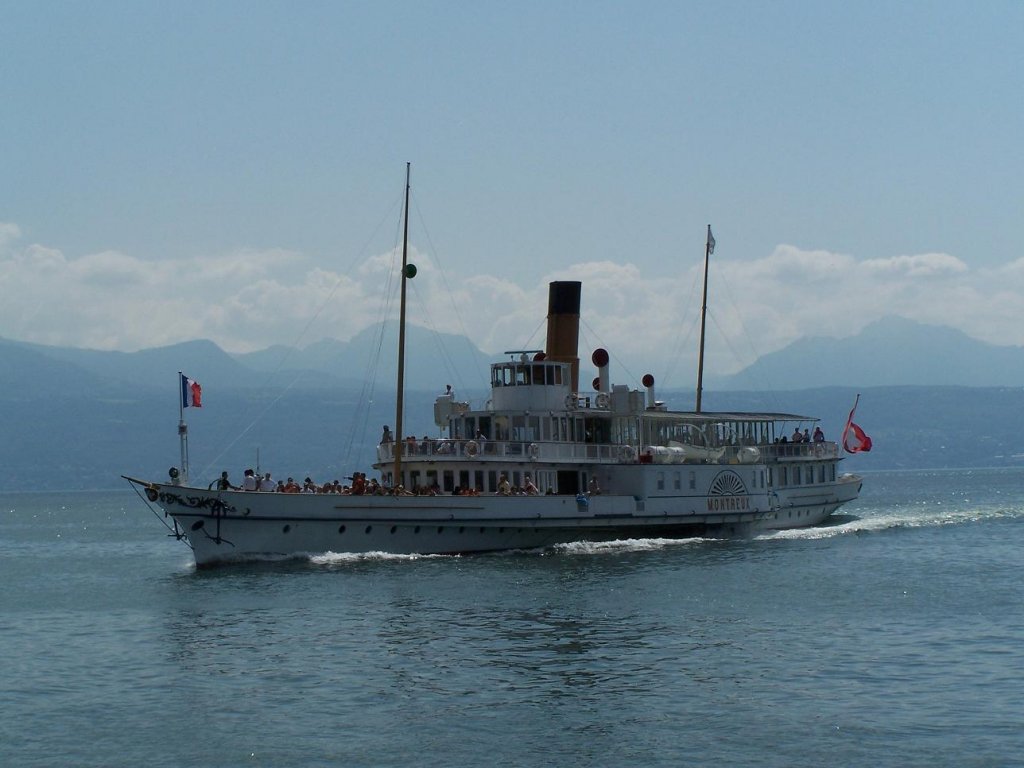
[592,348,610,392]
[643,373,656,409]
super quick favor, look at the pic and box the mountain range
[4,315,1024,396]
[3,316,1024,491]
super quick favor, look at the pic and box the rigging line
[706,309,785,414]
[715,258,778,394]
[198,195,406,482]
[342,206,407,466]
[578,317,641,388]
[662,270,703,390]
[411,194,490,392]
[517,316,547,354]
[407,279,471,402]
[709,257,786,413]
[197,374,317,482]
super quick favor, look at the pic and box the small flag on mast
[181,374,203,408]
[707,226,715,255]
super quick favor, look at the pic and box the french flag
[181,374,203,408]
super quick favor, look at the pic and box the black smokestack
[545,281,581,393]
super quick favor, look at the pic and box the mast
[695,224,714,413]
[177,370,189,484]
[393,163,411,488]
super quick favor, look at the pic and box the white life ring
[528,442,540,459]
[465,440,479,457]
[595,392,610,408]
[565,394,578,410]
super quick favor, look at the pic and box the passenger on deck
[813,426,825,443]
[242,469,258,491]
[497,474,511,495]
[212,471,239,491]
[259,472,275,492]
[524,474,539,495]
[381,425,393,444]
[803,429,811,443]
[588,477,602,495]
[791,428,803,443]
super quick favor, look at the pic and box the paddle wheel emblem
[706,471,751,512]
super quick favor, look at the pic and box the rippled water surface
[3,469,1023,767]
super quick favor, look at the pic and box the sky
[2,1,1022,390]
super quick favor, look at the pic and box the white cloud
[0,222,1022,385]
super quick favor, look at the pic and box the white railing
[376,439,840,464]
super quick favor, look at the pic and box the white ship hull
[129,468,862,567]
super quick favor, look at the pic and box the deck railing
[376,439,840,464]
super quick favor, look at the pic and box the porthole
[190,520,205,531]
[283,524,291,533]
[414,525,421,534]
[437,526,444,534]
[338,525,346,534]
[365,525,372,534]
[390,525,397,534]
[458,527,465,534]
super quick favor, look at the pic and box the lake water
[2,469,1022,767]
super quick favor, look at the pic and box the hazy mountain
[714,316,1024,390]
[0,338,106,397]
[2,337,253,392]
[233,321,493,390]
[5,317,1024,490]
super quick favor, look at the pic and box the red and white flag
[842,394,872,453]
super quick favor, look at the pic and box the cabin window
[673,472,681,490]
[425,470,438,490]
[473,470,484,493]
[657,472,665,491]
[805,466,814,484]
[459,470,470,490]
[688,470,696,490]
[818,465,825,483]
[830,464,836,482]
[487,470,497,492]
[443,471,454,493]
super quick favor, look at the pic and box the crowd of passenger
[380,425,485,456]
[777,426,825,444]
[207,469,558,497]
[210,469,394,495]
